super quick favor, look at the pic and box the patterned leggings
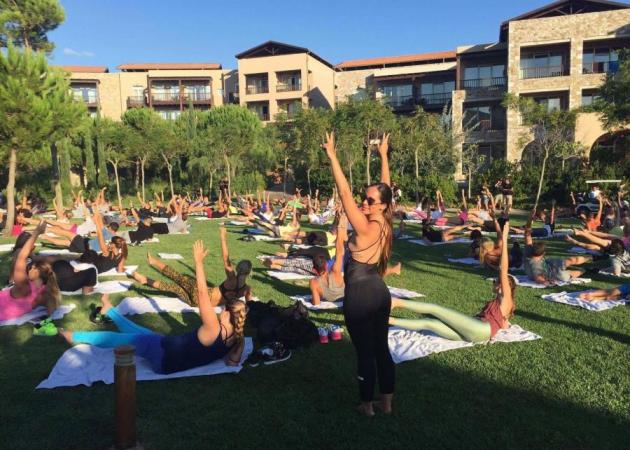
[156,264,199,306]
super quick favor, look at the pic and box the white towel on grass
[143,237,160,244]
[599,268,630,278]
[448,257,480,266]
[62,281,133,296]
[152,217,169,223]
[226,220,249,226]
[541,291,629,311]
[115,296,257,316]
[250,235,282,242]
[403,219,425,224]
[0,243,15,253]
[291,295,342,310]
[389,324,541,364]
[38,249,80,256]
[408,238,471,246]
[568,246,601,255]
[500,275,592,289]
[99,265,138,277]
[267,271,314,280]
[388,286,425,299]
[157,253,184,260]
[36,338,253,389]
[395,234,414,240]
[0,304,76,327]
[194,217,212,221]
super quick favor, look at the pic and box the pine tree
[0,0,65,53]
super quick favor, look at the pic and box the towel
[408,238,471,246]
[152,217,170,223]
[541,291,629,311]
[395,234,414,240]
[157,253,184,260]
[62,281,133,296]
[244,228,267,235]
[143,237,160,244]
[267,271,314,280]
[387,286,425,299]
[226,220,249,226]
[38,249,80,256]
[291,295,342,310]
[36,339,254,389]
[194,217,212,221]
[389,324,541,364]
[0,304,76,327]
[599,268,630,278]
[500,275,592,289]
[448,257,480,266]
[99,265,138,277]
[250,235,283,242]
[0,243,15,253]
[567,246,601,255]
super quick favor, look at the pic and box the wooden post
[114,346,137,450]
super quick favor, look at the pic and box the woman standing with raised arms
[322,131,395,417]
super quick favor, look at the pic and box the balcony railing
[127,96,146,108]
[152,92,181,102]
[182,91,212,102]
[255,112,269,121]
[582,60,619,75]
[73,93,98,106]
[463,77,506,89]
[246,85,269,95]
[520,65,568,79]
[276,82,302,92]
[420,92,452,106]
[384,95,415,108]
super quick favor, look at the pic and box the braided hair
[226,300,247,342]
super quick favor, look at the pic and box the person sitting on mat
[0,221,61,322]
[60,242,248,373]
[578,284,630,301]
[310,214,347,305]
[389,221,515,342]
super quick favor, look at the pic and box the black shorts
[69,235,88,254]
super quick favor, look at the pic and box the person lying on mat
[420,221,471,244]
[565,225,630,254]
[389,221,516,342]
[578,284,630,301]
[0,221,61,321]
[524,220,592,285]
[60,244,247,372]
[310,214,347,305]
[510,201,557,238]
[131,227,253,306]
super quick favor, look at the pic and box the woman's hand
[322,131,336,159]
[34,220,47,236]
[378,133,390,158]
[193,240,208,264]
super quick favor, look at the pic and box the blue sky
[50,0,553,71]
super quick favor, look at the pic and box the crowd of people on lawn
[1,131,629,417]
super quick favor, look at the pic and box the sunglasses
[361,195,381,206]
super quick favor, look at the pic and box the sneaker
[33,319,58,336]
[318,327,329,344]
[330,325,343,341]
[262,342,291,365]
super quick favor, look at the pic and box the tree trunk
[307,168,312,197]
[2,148,17,236]
[209,170,214,200]
[135,159,140,190]
[414,148,420,203]
[366,148,371,186]
[141,158,146,203]
[167,164,174,198]
[50,143,64,211]
[224,153,231,200]
[468,169,472,199]
[534,150,549,211]
[111,161,123,212]
[283,157,288,194]
[349,163,354,190]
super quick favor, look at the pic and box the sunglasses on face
[361,195,381,206]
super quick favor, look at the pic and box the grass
[0,215,628,450]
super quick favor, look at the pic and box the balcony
[462,77,506,98]
[384,95,416,110]
[127,96,146,108]
[182,91,212,105]
[419,92,452,107]
[520,65,568,79]
[276,82,302,92]
[246,85,269,95]
[152,92,181,104]
[73,93,99,108]
[582,60,619,75]
[466,121,506,143]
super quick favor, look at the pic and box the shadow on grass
[517,309,630,345]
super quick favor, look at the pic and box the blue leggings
[72,307,165,373]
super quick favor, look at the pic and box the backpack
[247,301,318,349]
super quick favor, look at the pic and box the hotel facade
[61,0,630,166]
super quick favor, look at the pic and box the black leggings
[343,260,394,402]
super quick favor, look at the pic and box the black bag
[247,301,318,349]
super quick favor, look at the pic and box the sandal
[89,305,113,324]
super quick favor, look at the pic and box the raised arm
[192,240,220,343]
[461,189,468,211]
[595,196,603,222]
[377,133,391,187]
[92,210,109,257]
[322,132,370,235]
[219,226,234,275]
[524,208,535,247]
[12,221,46,296]
[499,220,514,316]
[332,214,348,275]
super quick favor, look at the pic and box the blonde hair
[33,261,61,312]
[478,240,496,267]
[226,300,246,343]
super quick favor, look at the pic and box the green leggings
[389,300,491,343]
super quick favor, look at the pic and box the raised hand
[322,131,336,159]
[192,240,208,263]
[34,220,47,235]
[378,133,390,157]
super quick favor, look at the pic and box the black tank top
[344,257,379,285]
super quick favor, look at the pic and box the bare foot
[147,252,157,266]
[100,294,113,315]
[262,259,274,268]
[130,271,148,285]
[390,297,403,309]
[59,329,73,345]
[357,402,375,417]
[391,262,402,276]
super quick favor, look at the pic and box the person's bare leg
[130,271,164,290]
[357,402,375,417]
[39,236,71,247]
[568,269,585,279]
[147,252,166,271]
[46,226,76,239]
[564,255,593,266]
[374,394,393,414]
[564,235,602,251]
[209,287,224,307]
[384,262,401,277]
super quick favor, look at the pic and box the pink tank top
[0,281,45,321]
[477,298,508,338]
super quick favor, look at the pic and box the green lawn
[0,216,628,450]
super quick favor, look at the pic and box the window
[278,100,301,118]
[183,83,210,101]
[463,64,505,88]
[420,81,454,104]
[379,84,413,107]
[152,82,179,101]
[246,74,269,94]
[463,104,506,131]
[520,50,568,78]
[277,71,302,92]
[71,84,98,104]
[526,93,568,112]
[248,102,269,121]
[583,48,620,74]
[156,109,181,120]
[582,89,600,107]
